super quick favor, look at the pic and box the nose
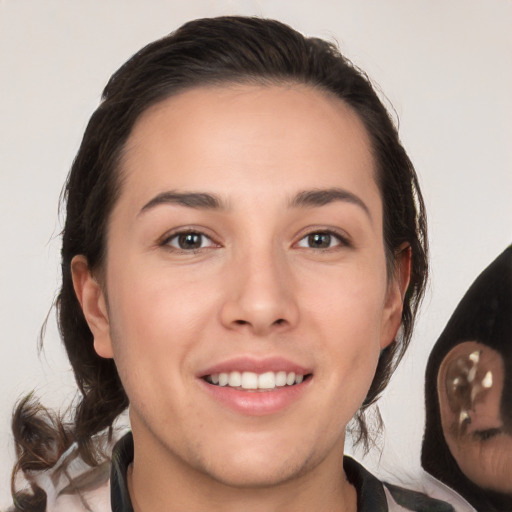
[219,248,299,336]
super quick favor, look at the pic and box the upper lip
[197,356,312,378]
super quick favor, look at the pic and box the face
[74,84,407,489]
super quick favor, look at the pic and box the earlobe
[71,255,114,359]
[380,244,412,349]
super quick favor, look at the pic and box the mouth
[203,370,311,391]
[199,360,312,415]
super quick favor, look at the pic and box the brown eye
[307,233,332,248]
[178,233,202,249]
[165,232,215,251]
[297,231,344,249]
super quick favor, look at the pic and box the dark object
[422,245,512,512]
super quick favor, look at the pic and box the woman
[11,16,443,511]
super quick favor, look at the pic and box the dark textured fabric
[385,482,454,512]
[344,455,389,511]
[110,433,134,512]
[109,432,453,511]
[422,245,512,512]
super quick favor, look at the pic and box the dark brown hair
[11,16,428,509]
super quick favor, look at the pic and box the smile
[198,357,313,414]
[204,371,308,390]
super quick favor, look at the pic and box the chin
[200,454,309,489]
[180,431,309,488]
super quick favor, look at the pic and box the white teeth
[241,372,258,390]
[228,371,242,387]
[275,371,287,387]
[207,370,306,390]
[258,372,275,389]
[218,373,229,386]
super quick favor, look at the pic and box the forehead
[120,83,379,210]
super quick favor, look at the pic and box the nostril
[234,319,249,326]
[274,319,286,326]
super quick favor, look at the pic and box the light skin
[72,84,411,511]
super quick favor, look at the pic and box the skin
[439,341,512,494]
[72,84,410,512]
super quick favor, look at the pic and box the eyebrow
[140,191,226,214]
[290,188,371,218]
[139,187,370,218]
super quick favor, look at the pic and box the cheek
[106,285,213,427]
[305,261,388,340]
[104,260,220,392]
[108,253,217,335]
[302,263,387,403]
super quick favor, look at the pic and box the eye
[473,428,502,441]
[296,231,346,249]
[163,231,216,251]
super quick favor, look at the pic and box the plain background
[1,0,511,506]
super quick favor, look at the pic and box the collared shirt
[109,433,456,512]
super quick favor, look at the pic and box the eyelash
[160,228,350,253]
[160,229,219,253]
[295,229,350,250]
[472,428,502,441]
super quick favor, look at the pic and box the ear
[71,255,114,359]
[437,342,510,492]
[438,341,503,438]
[437,343,468,438]
[380,243,412,349]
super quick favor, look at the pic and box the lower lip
[198,378,311,416]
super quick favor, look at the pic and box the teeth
[275,371,287,387]
[258,371,275,389]
[228,371,242,387]
[286,372,296,386]
[241,372,258,389]
[207,371,306,390]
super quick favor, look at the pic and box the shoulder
[344,456,471,512]
[413,471,477,512]
[384,481,462,512]
[30,434,119,512]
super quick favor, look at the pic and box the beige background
[1,0,511,505]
